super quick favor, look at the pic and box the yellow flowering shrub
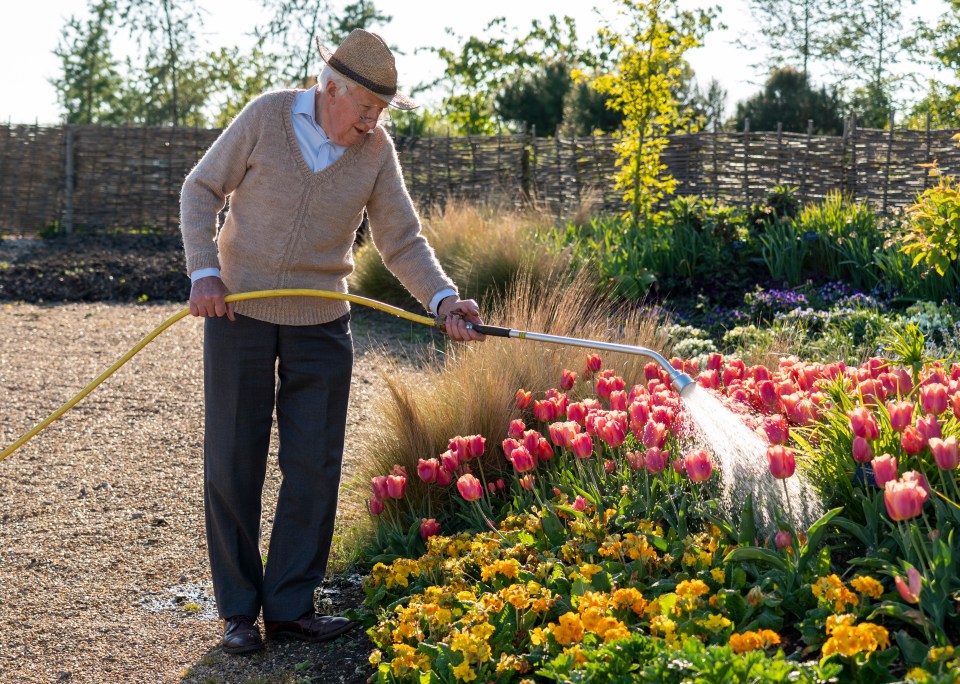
[729,629,781,654]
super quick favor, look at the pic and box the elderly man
[180,29,484,654]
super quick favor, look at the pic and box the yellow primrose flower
[368,649,382,665]
[700,613,732,632]
[812,574,859,613]
[452,660,477,682]
[928,646,955,662]
[530,626,547,646]
[822,620,889,658]
[711,567,726,584]
[729,629,780,654]
[563,644,588,665]
[905,668,931,682]
[579,563,603,581]
[850,575,884,600]
[552,612,585,645]
[612,587,648,615]
[602,622,632,642]
[650,615,677,638]
[457,590,477,603]
[676,579,711,600]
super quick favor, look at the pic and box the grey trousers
[202,313,353,621]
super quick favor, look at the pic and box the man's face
[323,80,385,146]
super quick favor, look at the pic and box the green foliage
[733,67,844,135]
[591,0,715,222]
[901,161,960,277]
[740,0,848,76]
[539,634,841,683]
[495,59,571,136]
[52,0,125,125]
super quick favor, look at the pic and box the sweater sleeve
[179,95,269,275]
[364,136,457,311]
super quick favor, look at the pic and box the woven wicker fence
[2,120,958,236]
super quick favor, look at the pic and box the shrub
[349,199,571,310]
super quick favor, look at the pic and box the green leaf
[797,507,843,575]
[724,547,789,572]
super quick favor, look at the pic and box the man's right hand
[189,276,236,320]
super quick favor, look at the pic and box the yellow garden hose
[0,289,438,463]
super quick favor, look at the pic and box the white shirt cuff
[430,288,458,315]
[190,267,221,283]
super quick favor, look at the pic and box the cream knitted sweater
[180,90,456,326]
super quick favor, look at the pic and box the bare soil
[0,235,436,683]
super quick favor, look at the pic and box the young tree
[116,0,205,126]
[740,0,849,76]
[52,0,124,124]
[590,0,715,222]
[903,0,960,128]
[255,0,391,88]
[839,0,918,126]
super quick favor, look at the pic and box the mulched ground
[0,233,434,683]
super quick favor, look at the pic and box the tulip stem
[781,478,795,529]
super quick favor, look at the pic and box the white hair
[319,65,350,95]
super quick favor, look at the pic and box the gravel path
[0,301,431,683]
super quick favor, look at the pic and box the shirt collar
[293,86,320,123]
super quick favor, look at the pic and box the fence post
[775,121,782,186]
[742,117,750,205]
[712,121,719,201]
[883,111,895,215]
[849,114,858,200]
[64,125,74,235]
[924,111,932,190]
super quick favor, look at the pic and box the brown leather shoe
[221,615,264,654]
[264,612,354,643]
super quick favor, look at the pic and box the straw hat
[316,29,417,110]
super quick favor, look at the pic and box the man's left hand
[437,297,485,342]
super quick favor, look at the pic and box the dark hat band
[327,55,397,98]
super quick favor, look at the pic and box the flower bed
[354,340,960,683]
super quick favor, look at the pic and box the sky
[0,0,949,125]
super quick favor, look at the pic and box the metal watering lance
[0,289,695,463]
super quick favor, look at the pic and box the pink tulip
[487,481,496,493]
[386,474,407,499]
[628,400,651,427]
[596,376,613,400]
[572,433,593,459]
[420,518,441,540]
[645,447,669,474]
[774,530,792,550]
[684,449,713,483]
[916,415,942,442]
[496,478,505,491]
[598,417,627,448]
[871,454,898,488]
[705,353,723,371]
[533,399,556,422]
[901,426,925,455]
[501,438,520,462]
[368,497,384,516]
[626,451,645,471]
[457,473,483,501]
[642,420,669,449]
[697,369,721,390]
[852,436,873,464]
[644,362,662,383]
[953,391,960,420]
[757,380,778,406]
[522,430,542,454]
[515,389,532,410]
[585,354,602,375]
[604,459,616,474]
[609,390,627,411]
[895,566,922,603]
[672,457,686,474]
[921,383,948,415]
[848,406,880,440]
[510,445,537,473]
[548,421,578,449]
[886,400,914,433]
[440,449,460,473]
[436,466,454,487]
[884,474,929,521]
[573,495,587,512]
[761,415,789,445]
[560,368,577,391]
[519,474,536,491]
[508,419,526,439]
[448,436,469,461]
[417,458,440,484]
[567,402,587,424]
[371,475,389,500]
[465,434,486,459]
[766,445,796,479]
[535,437,554,462]
[929,436,960,470]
